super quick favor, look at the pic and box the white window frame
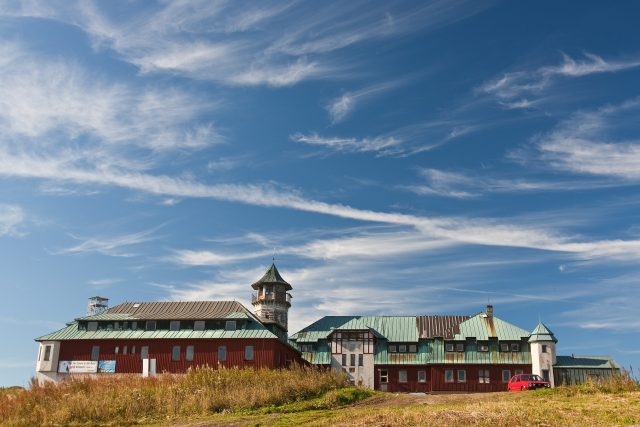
[145,320,157,331]
[479,369,490,384]
[457,369,466,383]
[389,344,397,353]
[398,370,408,383]
[477,343,489,352]
[445,369,454,383]
[380,369,389,384]
[218,346,226,362]
[194,320,205,331]
[358,354,364,367]
[455,343,464,352]
[225,320,236,331]
[418,370,426,383]
[511,343,520,352]
[186,345,194,361]
[445,343,454,352]
[169,320,180,331]
[500,343,510,352]
[172,345,181,361]
[245,345,254,361]
[43,345,52,362]
[502,370,511,383]
[399,344,407,353]
[140,346,148,360]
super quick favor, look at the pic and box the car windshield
[522,374,543,381]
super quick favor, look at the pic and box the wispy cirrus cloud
[478,52,640,108]
[291,132,403,154]
[0,204,25,237]
[326,79,408,124]
[519,98,640,181]
[0,0,490,87]
[55,227,161,257]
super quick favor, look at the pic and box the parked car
[508,374,551,391]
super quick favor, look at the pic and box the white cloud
[479,52,640,107]
[326,79,407,124]
[0,1,490,87]
[533,99,640,180]
[0,204,25,237]
[291,132,403,154]
[56,227,160,257]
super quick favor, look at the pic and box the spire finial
[272,247,276,263]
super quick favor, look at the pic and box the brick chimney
[486,304,493,317]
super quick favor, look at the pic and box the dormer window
[478,343,489,352]
[456,343,464,352]
[511,343,520,352]
[170,320,180,331]
[225,320,236,331]
[445,343,454,352]
[88,321,98,332]
[500,343,509,352]
[194,321,205,331]
[389,345,397,353]
[145,321,157,331]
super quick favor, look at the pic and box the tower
[87,296,109,316]
[251,263,292,337]
[529,322,557,387]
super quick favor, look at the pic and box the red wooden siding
[374,365,430,392]
[430,364,530,392]
[58,339,302,374]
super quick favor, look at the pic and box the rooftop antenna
[87,296,109,316]
[272,247,277,263]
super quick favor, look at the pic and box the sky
[1,0,639,386]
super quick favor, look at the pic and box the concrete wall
[35,341,60,373]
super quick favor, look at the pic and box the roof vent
[133,303,141,308]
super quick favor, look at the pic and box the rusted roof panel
[454,314,530,341]
[417,316,470,339]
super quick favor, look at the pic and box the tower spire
[251,261,292,338]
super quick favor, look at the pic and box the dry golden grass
[0,366,347,426]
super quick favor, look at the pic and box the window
[445,369,454,383]
[145,321,156,331]
[172,346,181,361]
[186,345,194,361]
[245,345,254,361]
[218,346,226,362]
[500,343,510,352]
[114,322,120,330]
[131,345,136,355]
[123,346,128,355]
[542,369,550,382]
[457,370,466,383]
[91,345,100,361]
[511,343,520,352]
[43,345,52,362]
[477,343,489,352]
[350,354,356,367]
[225,320,236,331]
[358,354,363,367]
[502,370,511,383]
[131,321,137,330]
[140,346,148,360]
[455,343,464,352]
[409,344,417,353]
[342,354,347,366]
[88,321,98,332]
[399,344,407,353]
[380,369,388,383]
[445,343,454,352]
[170,320,180,331]
[515,370,523,375]
[399,370,408,383]
[479,369,490,384]
[115,346,119,355]
[542,344,548,353]
[418,370,426,383]
[194,320,205,331]
[389,345,397,353]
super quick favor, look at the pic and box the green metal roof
[225,312,252,319]
[290,316,419,343]
[453,313,531,341]
[36,321,277,341]
[251,263,292,290]
[555,355,620,369]
[76,313,135,321]
[528,322,558,343]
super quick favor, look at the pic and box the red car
[508,374,551,391]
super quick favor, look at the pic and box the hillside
[1,369,638,426]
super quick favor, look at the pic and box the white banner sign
[58,360,98,374]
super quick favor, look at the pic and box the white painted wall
[35,341,60,373]
[329,339,375,389]
[531,341,556,387]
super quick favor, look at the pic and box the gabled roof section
[453,313,531,341]
[417,315,470,339]
[251,263,292,290]
[529,322,558,343]
[77,300,252,321]
[555,355,619,369]
[290,316,418,343]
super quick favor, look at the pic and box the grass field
[1,369,638,426]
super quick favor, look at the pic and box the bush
[0,365,348,426]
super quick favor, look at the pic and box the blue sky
[1,0,640,386]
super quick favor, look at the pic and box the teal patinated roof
[453,313,531,341]
[555,355,620,369]
[290,316,419,343]
[36,320,277,341]
[251,263,292,290]
[529,322,558,343]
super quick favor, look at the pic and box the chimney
[486,304,493,317]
